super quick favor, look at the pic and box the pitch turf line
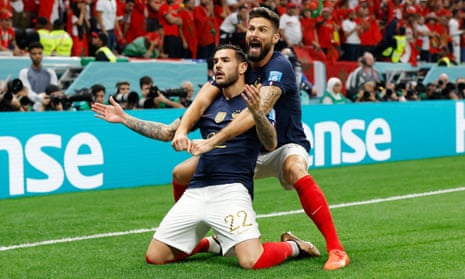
[1,186,465,252]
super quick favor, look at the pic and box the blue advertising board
[1,100,465,199]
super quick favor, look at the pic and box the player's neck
[222,82,245,100]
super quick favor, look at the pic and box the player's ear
[272,32,280,45]
[239,61,248,75]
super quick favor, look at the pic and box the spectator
[158,0,184,58]
[354,80,379,102]
[0,87,22,112]
[122,32,163,58]
[16,0,38,29]
[91,84,107,104]
[146,0,162,32]
[68,0,91,57]
[0,9,21,56]
[456,77,465,99]
[112,80,139,110]
[316,7,340,61]
[281,47,316,99]
[345,51,382,102]
[194,0,217,76]
[219,4,248,49]
[138,75,184,109]
[279,2,302,49]
[405,81,421,101]
[34,92,52,111]
[380,82,399,102]
[50,18,73,56]
[214,0,231,29]
[91,31,117,62]
[425,12,441,62]
[179,80,194,107]
[120,0,146,45]
[178,0,198,59]
[341,8,361,61]
[19,41,58,104]
[437,45,458,66]
[74,83,107,111]
[42,84,67,111]
[381,26,407,63]
[358,3,382,55]
[95,0,122,51]
[4,78,33,112]
[415,15,432,62]
[36,16,55,56]
[38,0,62,26]
[320,77,348,104]
[300,1,319,49]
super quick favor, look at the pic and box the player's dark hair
[249,7,280,32]
[216,44,247,63]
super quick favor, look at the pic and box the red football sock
[252,242,293,269]
[172,179,188,202]
[293,175,344,252]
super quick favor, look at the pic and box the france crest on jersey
[268,71,283,82]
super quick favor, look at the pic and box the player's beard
[216,72,240,88]
[246,40,272,62]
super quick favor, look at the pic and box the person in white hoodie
[320,77,348,104]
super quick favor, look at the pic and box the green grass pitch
[1,155,465,278]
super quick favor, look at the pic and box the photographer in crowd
[179,81,194,108]
[0,78,33,111]
[112,81,139,110]
[138,75,185,109]
[40,84,67,111]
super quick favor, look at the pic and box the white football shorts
[153,183,260,255]
[255,143,310,190]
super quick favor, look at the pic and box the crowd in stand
[2,0,465,111]
[2,0,465,62]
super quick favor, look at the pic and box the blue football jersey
[189,93,271,199]
[246,52,311,151]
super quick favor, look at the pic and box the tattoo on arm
[125,116,180,142]
[253,110,277,151]
[260,86,281,114]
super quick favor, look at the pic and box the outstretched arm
[189,84,281,155]
[92,96,179,142]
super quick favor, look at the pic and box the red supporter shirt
[179,7,198,58]
[0,27,14,49]
[147,0,161,19]
[193,4,215,47]
[38,0,53,22]
[159,3,181,37]
[0,0,12,13]
[316,17,335,49]
[125,0,147,43]
[301,17,317,46]
[359,16,382,46]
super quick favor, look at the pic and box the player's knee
[283,156,308,183]
[172,167,186,185]
[237,256,257,269]
[145,252,165,265]
[172,164,192,185]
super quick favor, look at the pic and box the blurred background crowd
[2,0,465,111]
